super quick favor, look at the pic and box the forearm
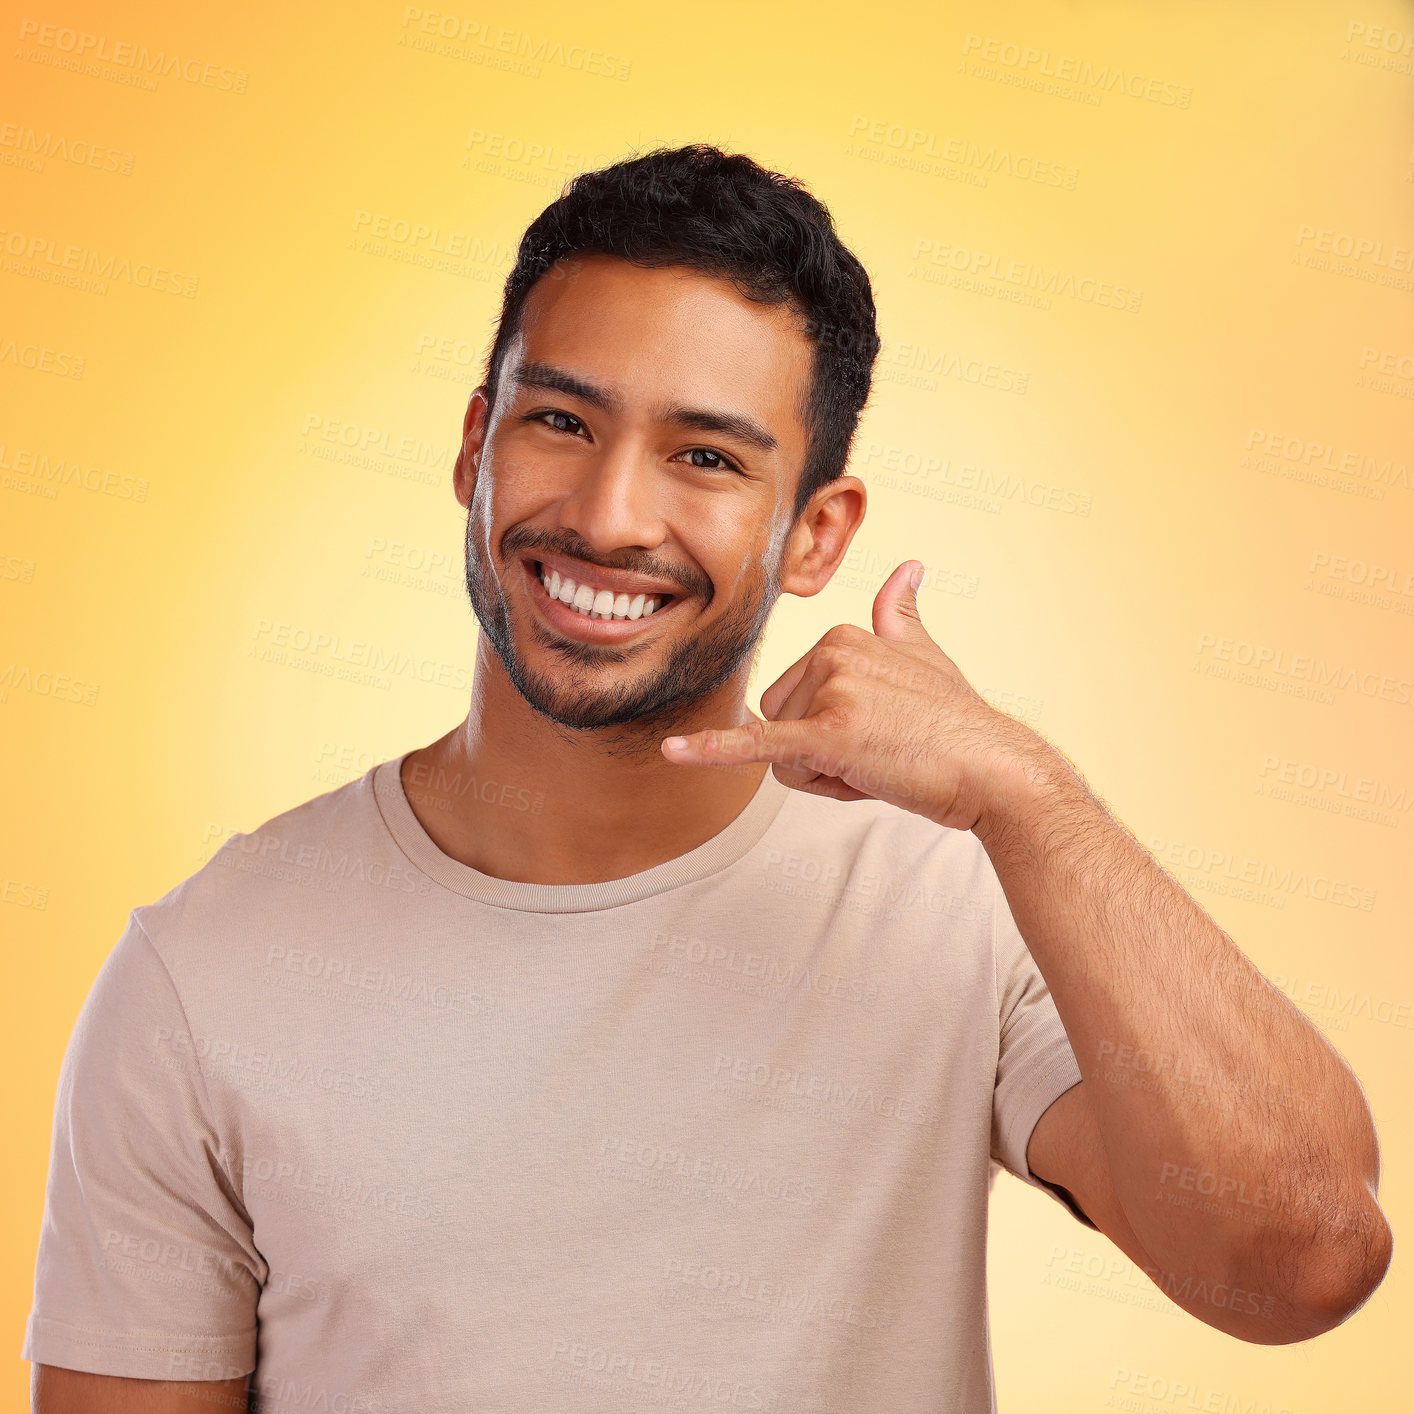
[976,752,1390,1320]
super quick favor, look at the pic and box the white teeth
[538,563,667,622]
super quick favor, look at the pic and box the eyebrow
[511,360,779,456]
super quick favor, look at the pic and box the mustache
[500,527,710,604]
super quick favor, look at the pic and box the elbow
[1298,1202,1393,1337]
[1244,1202,1394,1346]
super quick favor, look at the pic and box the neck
[400,642,769,887]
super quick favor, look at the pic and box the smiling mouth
[530,558,679,623]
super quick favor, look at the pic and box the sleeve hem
[995,1046,1099,1229]
[23,1312,256,1381]
[995,1037,1083,1180]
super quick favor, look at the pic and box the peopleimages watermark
[462,127,614,182]
[397,8,631,80]
[711,1051,942,1128]
[1245,426,1409,482]
[1148,835,1376,911]
[594,1132,826,1209]
[658,1253,896,1332]
[1340,20,1414,75]
[910,236,1141,313]
[261,943,500,1019]
[0,339,85,380]
[1293,222,1414,292]
[1094,1040,1320,1116]
[153,1026,385,1102]
[546,1337,773,1409]
[875,339,1030,395]
[0,121,135,175]
[0,443,147,498]
[1256,751,1410,828]
[2,878,49,909]
[0,225,198,296]
[1045,1240,1278,1320]
[845,114,1079,189]
[14,18,249,93]
[644,929,880,1006]
[0,662,100,707]
[960,33,1193,108]
[250,617,471,692]
[1194,630,1411,710]
[1108,1366,1311,1414]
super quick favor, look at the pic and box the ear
[453,388,490,509]
[776,475,868,598]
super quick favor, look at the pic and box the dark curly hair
[478,143,881,524]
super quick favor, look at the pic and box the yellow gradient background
[4,3,1412,1410]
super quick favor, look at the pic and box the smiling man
[410,245,817,885]
[26,144,1391,1414]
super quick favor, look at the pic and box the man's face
[456,253,818,743]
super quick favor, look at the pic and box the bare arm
[653,565,1394,1338]
[979,756,1393,1343]
[33,1365,250,1414]
[1026,1079,1365,1343]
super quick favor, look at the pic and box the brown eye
[678,447,743,474]
[533,411,583,435]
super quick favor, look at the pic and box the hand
[660,560,1067,834]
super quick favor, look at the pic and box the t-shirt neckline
[371,752,791,913]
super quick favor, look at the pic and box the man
[26,144,1391,1413]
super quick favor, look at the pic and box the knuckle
[821,623,865,651]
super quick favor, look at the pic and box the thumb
[873,560,933,644]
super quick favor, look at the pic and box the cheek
[684,520,759,598]
[708,546,777,608]
[475,458,548,538]
[489,449,551,499]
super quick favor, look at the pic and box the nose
[556,438,668,560]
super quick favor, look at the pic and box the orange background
[3,3,1412,1410]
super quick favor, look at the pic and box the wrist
[972,745,1092,858]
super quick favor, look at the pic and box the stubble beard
[463,515,781,758]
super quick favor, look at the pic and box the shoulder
[133,762,400,976]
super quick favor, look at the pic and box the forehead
[509,254,814,441]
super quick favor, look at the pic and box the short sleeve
[22,912,262,1379]
[987,866,1097,1230]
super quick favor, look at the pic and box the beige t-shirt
[24,753,1089,1412]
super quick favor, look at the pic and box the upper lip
[524,550,682,600]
